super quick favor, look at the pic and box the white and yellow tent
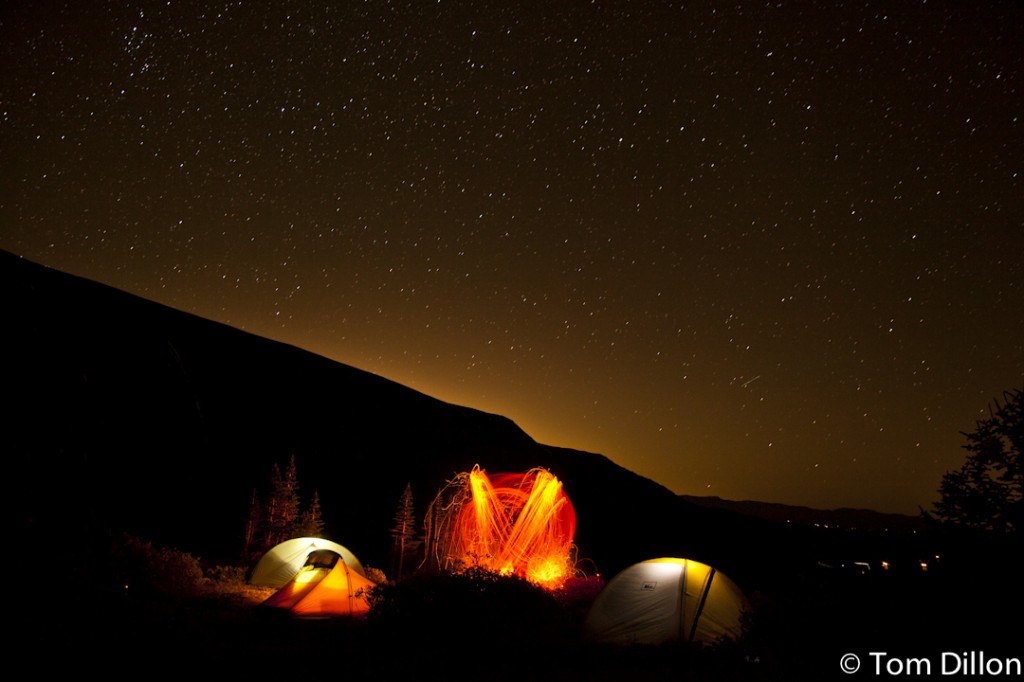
[583,558,750,646]
[249,537,366,588]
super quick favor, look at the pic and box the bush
[112,533,206,598]
[363,565,388,585]
[367,567,571,648]
[205,564,248,587]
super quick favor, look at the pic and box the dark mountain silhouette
[5,249,935,588]
[681,495,928,534]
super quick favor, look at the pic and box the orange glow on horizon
[424,465,577,589]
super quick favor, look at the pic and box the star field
[2,1,1022,514]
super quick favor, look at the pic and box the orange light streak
[424,465,577,589]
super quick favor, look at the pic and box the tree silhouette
[390,482,421,580]
[931,388,1022,533]
[243,487,261,552]
[263,459,300,547]
[295,490,324,537]
[244,455,324,558]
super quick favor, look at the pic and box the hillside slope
[5,250,713,574]
[5,249,939,588]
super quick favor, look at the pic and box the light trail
[423,465,578,589]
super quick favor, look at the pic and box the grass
[16,531,1020,680]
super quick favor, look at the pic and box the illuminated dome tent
[249,537,366,588]
[583,558,751,646]
[261,549,377,617]
[423,465,577,589]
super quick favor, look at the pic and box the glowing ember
[424,465,577,589]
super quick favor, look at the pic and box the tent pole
[688,566,715,644]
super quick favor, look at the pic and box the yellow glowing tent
[261,549,377,616]
[249,537,366,588]
[583,558,750,646]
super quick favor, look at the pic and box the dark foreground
[18,549,1022,682]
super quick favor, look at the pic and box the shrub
[112,533,206,598]
[367,567,570,648]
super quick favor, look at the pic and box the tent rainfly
[261,549,377,617]
[249,537,366,588]
[583,558,750,646]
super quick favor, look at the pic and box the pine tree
[282,454,301,529]
[243,487,261,556]
[280,455,302,536]
[263,463,284,548]
[297,490,325,537]
[390,482,420,580]
[245,455,328,557]
[932,388,1022,533]
[263,455,303,547]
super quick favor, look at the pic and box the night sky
[3,1,1021,515]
